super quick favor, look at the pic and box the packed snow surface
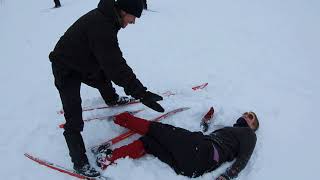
[0,0,319,179]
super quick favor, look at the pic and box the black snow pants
[54,0,61,7]
[140,122,219,178]
[52,62,118,166]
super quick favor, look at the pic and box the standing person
[49,0,164,177]
[97,111,259,179]
[53,0,61,8]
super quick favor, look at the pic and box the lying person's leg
[111,140,146,160]
[98,136,178,174]
[139,136,180,174]
[146,122,215,177]
[98,139,146,169]
[113,112,151,135]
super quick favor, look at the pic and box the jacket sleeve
[87,22,147,98]
[221,129,257,179]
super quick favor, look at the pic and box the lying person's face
[242,112,258,130]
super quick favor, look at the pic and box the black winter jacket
[49,0,146,98]
[206,127,257,179]
[141,123,256,178]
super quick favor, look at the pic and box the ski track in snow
[1,0,320,179]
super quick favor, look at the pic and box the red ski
[57,83,207,115]
[58,109,144,128]
[200,107,215,132]
[192,82,208,90]
[91,107,191,154]
[24,153,109,180]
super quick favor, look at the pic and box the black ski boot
[106,96,135,106]
[74,163,100,177]
[63,131,100,177]
[96,144,113,168]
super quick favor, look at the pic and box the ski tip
[171,107,191,113]
[24,153,30,158]
[200,106,215,132]
[209,106,214,113]
[204,106,214,120]
[192,82,208,90]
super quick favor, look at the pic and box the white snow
[1,0,320,179]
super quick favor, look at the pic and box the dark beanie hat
[117,0,143,18]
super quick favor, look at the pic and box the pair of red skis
[25,83,215,179]
[58,82,208,128]
[24,106,214,180]
[57,83,208,115]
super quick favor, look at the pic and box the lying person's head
[233,111,260,131]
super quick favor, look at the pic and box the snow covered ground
[1,0,320,179]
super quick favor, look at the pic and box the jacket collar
[97,0,121,29]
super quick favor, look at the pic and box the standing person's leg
[52,63,99,176]
[81,71,124,105]
[54,0,61,8]
[97,80,119,105]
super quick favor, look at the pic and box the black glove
[139,91,164,112]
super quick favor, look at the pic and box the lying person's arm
[217,129,257,179]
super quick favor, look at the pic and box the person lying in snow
[97,111,259,179]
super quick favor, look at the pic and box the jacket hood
[97,0,117,18]
[97,0,121,28]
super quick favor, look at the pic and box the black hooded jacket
[140,122,256,178]
[206,127,257,179]
[49,0,146,98]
